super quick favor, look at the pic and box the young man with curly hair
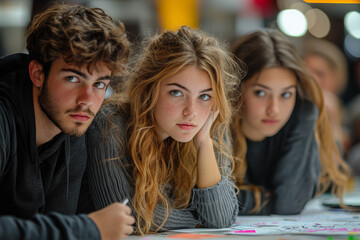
[0,3,134,240]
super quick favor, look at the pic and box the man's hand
[88,202,135,240]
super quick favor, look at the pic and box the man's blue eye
[95,82,107,89]
[66,76,79,83]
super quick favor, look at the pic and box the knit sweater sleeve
[86,106,238,230]
[270,101,321,214]
[191,177,238,228]
[151,176,237,230]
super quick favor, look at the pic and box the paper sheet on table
[226,213,360,236]
[170,212,360,236]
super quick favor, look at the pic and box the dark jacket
[0,53,100,239]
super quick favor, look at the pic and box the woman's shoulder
[93,103,127,128]
[88,102,128,139]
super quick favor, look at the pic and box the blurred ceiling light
[277,9,308,37]
[0,4,30,27]
[306,8,330,38]
[345,11,360,39]
[290,2,312,14]
[344,34,360,58]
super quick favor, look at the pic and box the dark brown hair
[26,3,130,77]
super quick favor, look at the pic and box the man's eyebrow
[62,69,87,79]
[166,83,212,93]
[61,68,111,81]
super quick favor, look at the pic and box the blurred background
[0,0,360,171]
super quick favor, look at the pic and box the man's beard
[38,80,94,137]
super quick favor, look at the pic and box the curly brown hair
[26,3,130,77]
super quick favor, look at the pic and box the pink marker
[234,230,256,233]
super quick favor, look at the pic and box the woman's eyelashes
[199,94,211,101]
[169,90,212,102]
[170,89,182,97]
[253,89,295,99]
[282,91,294,99]
[254,89,266,97]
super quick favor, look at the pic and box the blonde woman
[86,26,242,234]
[231,29,350,215]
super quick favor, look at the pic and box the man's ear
[29,60,44,88]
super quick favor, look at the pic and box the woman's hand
[194,110,219,151]
[195,109,221,188]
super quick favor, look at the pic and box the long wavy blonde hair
[230,29,350,213]
[107,26,243,234]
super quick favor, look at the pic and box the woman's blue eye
[254,90,265,97]
[66,76,79,83]
[199,94,211,101]
[170,90,182,97]
[282,92,293,99]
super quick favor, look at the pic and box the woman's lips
[262,119,279,125]
[177,123,196,130]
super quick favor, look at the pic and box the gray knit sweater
[86,104,238,231]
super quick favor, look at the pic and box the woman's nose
[266,97,279,116]
[183,99,196,119]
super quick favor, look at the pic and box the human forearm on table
[196,138,221,188]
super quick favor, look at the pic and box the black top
[0,53,100,239]
[237,99,321,215]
